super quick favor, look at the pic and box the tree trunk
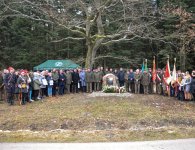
[84,0,104,69]
[85,45,93,69]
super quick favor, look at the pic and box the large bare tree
[1,0,162,68]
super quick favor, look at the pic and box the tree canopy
[0,0,194,71]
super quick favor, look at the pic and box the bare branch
[51,37,85,43]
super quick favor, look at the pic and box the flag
[157,74,161,82]
[152,56,157,93]
[141,60,145,73]
[171,58,177,85]
[144,59,148,72]
[152,56,157,82]
[164,58,171,85]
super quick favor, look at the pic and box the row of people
[0,66,195,106]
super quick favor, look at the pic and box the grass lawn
[0,93,194,142]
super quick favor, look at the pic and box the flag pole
[167,55,170,97]
[153,56,157,94]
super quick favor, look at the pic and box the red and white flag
[152,56,157,93]
[152,56,157,82]
[164,58,172,85]
[171,58,177,85]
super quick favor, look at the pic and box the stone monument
[102,73,118,87]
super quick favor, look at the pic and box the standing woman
[33,72,41,101]
[184,71,192,100]
[40,71,47,99]
[17,70,28,105]
[47,72,53,97]
[28,72,34,102]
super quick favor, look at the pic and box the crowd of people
[0,66,195,106]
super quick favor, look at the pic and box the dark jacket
[59,73,66,86]
[117,71,125,82]
[72,72,80,83]
[4,73,17,93]
[190,77,195,93]
[128,72,135,82]
[47,76,53,87]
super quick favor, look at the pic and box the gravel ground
[88,92,133,97]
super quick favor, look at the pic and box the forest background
[0,0,194,71]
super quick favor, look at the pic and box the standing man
[117,68,125,87]
[0,71,4,101]
[85,69,93,93]
[52,69,59,96]
[65,70,72,94]
[4,67,17,105]
[156,68,162,94]
[134,69,141,94]
[190,70,195,101]
[148,68,153,94]
[113,69,118,77]
[129,69,135,93]
[94,69,101,92]
[125,70,130,92]
[58,70,66,95]
[99,67,104,90]
[72,69,80,93]
[141,70,150,94]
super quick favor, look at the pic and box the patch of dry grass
[0,93,194,142]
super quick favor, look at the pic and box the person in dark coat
[14,71,20,102]
[128,69,135,93]
[117,68,125,87]
[47,72,53,97]
[58,70,66,95]
[52,69,59,96]
[148,68,153,94]
[72,69,80,93]
[113,69,118,77]
[190,70,195,101]
[4,67,17,105]
[0,71,4,101]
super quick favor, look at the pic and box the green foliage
[0,0,194,71]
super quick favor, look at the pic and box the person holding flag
[140,59,145,94]
[163,56,172,96]
[171,58,177,97]
[152,56,157,93]
[141,59,150,94]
